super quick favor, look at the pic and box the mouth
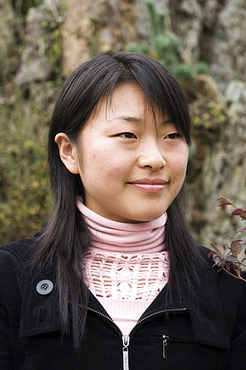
[127,178,168,193]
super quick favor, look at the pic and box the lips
[128,178,168,193]
[131,178,167,185]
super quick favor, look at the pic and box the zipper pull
[162,335,169,359]
[122,335,130,370]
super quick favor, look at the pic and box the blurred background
[0,0,245,255]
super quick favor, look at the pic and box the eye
[117,132,137,139]
[164,132,181,140]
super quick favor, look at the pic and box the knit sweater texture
[77,199,169,334]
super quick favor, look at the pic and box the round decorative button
[36,280,54,295]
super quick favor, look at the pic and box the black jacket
[0,238,246,370]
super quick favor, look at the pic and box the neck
[77,197,167,254]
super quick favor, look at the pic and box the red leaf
[229,240,242,258]
[216,197,232,205]
[240,211,246,220]
[231,209,244,216]
[208,251,215,257]
[210,243,225,256]
[218,202,232,206]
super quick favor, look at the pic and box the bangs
[112,53,191,144]
[51,52,191,145]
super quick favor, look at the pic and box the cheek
[171,151,188,179]
[79,146,128,182]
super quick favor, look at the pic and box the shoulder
[0,236,60,337]
[0,237,37,301]
[196,244,246,283]
[0,237,36,267]
[196,245,214,262]
[196,245,246,312]
[197,244,246,281]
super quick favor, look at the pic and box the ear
[54,133,79,174]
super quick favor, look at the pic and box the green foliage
[40,1,65,78]
[127,0,208,84]
[0,86,57,244]
[192,97,228,133]
[195,62,208,75]
[172,64,196,84]
[13,0,44,22]
[145,3,168,36]
[127,42,150,55]
[44,25,63,78]
[0,0,66,244]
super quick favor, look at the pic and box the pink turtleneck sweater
[77,198,169,335]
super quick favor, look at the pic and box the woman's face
[65,83,188,223]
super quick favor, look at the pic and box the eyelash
[116,132,181,140]
[165,133,181,139]
[117,132,137,139]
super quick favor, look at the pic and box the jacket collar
[138,268,230,350]
[18,246,229,350]
[19,265,60,337]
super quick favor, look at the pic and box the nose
[138,140,166,170]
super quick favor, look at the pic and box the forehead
[93,83,167,122]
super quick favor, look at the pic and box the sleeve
[0,298,14,369]
[0,245,23,370]
[225,279,246,369]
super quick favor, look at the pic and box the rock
[61,0,148,77]
[169,0,246,92]
[61,0,91,77]
[187,79,246,248]
[225,80,246,136]
[225,80,246,104]
[25,6,54,57]
[15,59,53,86]
[169,0,204,63]
[14,0,63,86]
[209,0,246,91]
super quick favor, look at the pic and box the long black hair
[33,52,204,346]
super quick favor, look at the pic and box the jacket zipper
[162,334,169,359]
[122,335,130,370]
[87,308,130,370]
[88,307,187,368]
[155,333,196,359]
[155,334,170,359]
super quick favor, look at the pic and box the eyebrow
[108,115,173,125]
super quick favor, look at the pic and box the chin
[131,212,165,223]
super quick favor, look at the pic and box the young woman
[0,52,245,369]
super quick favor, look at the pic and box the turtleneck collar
[77,197,167,254]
